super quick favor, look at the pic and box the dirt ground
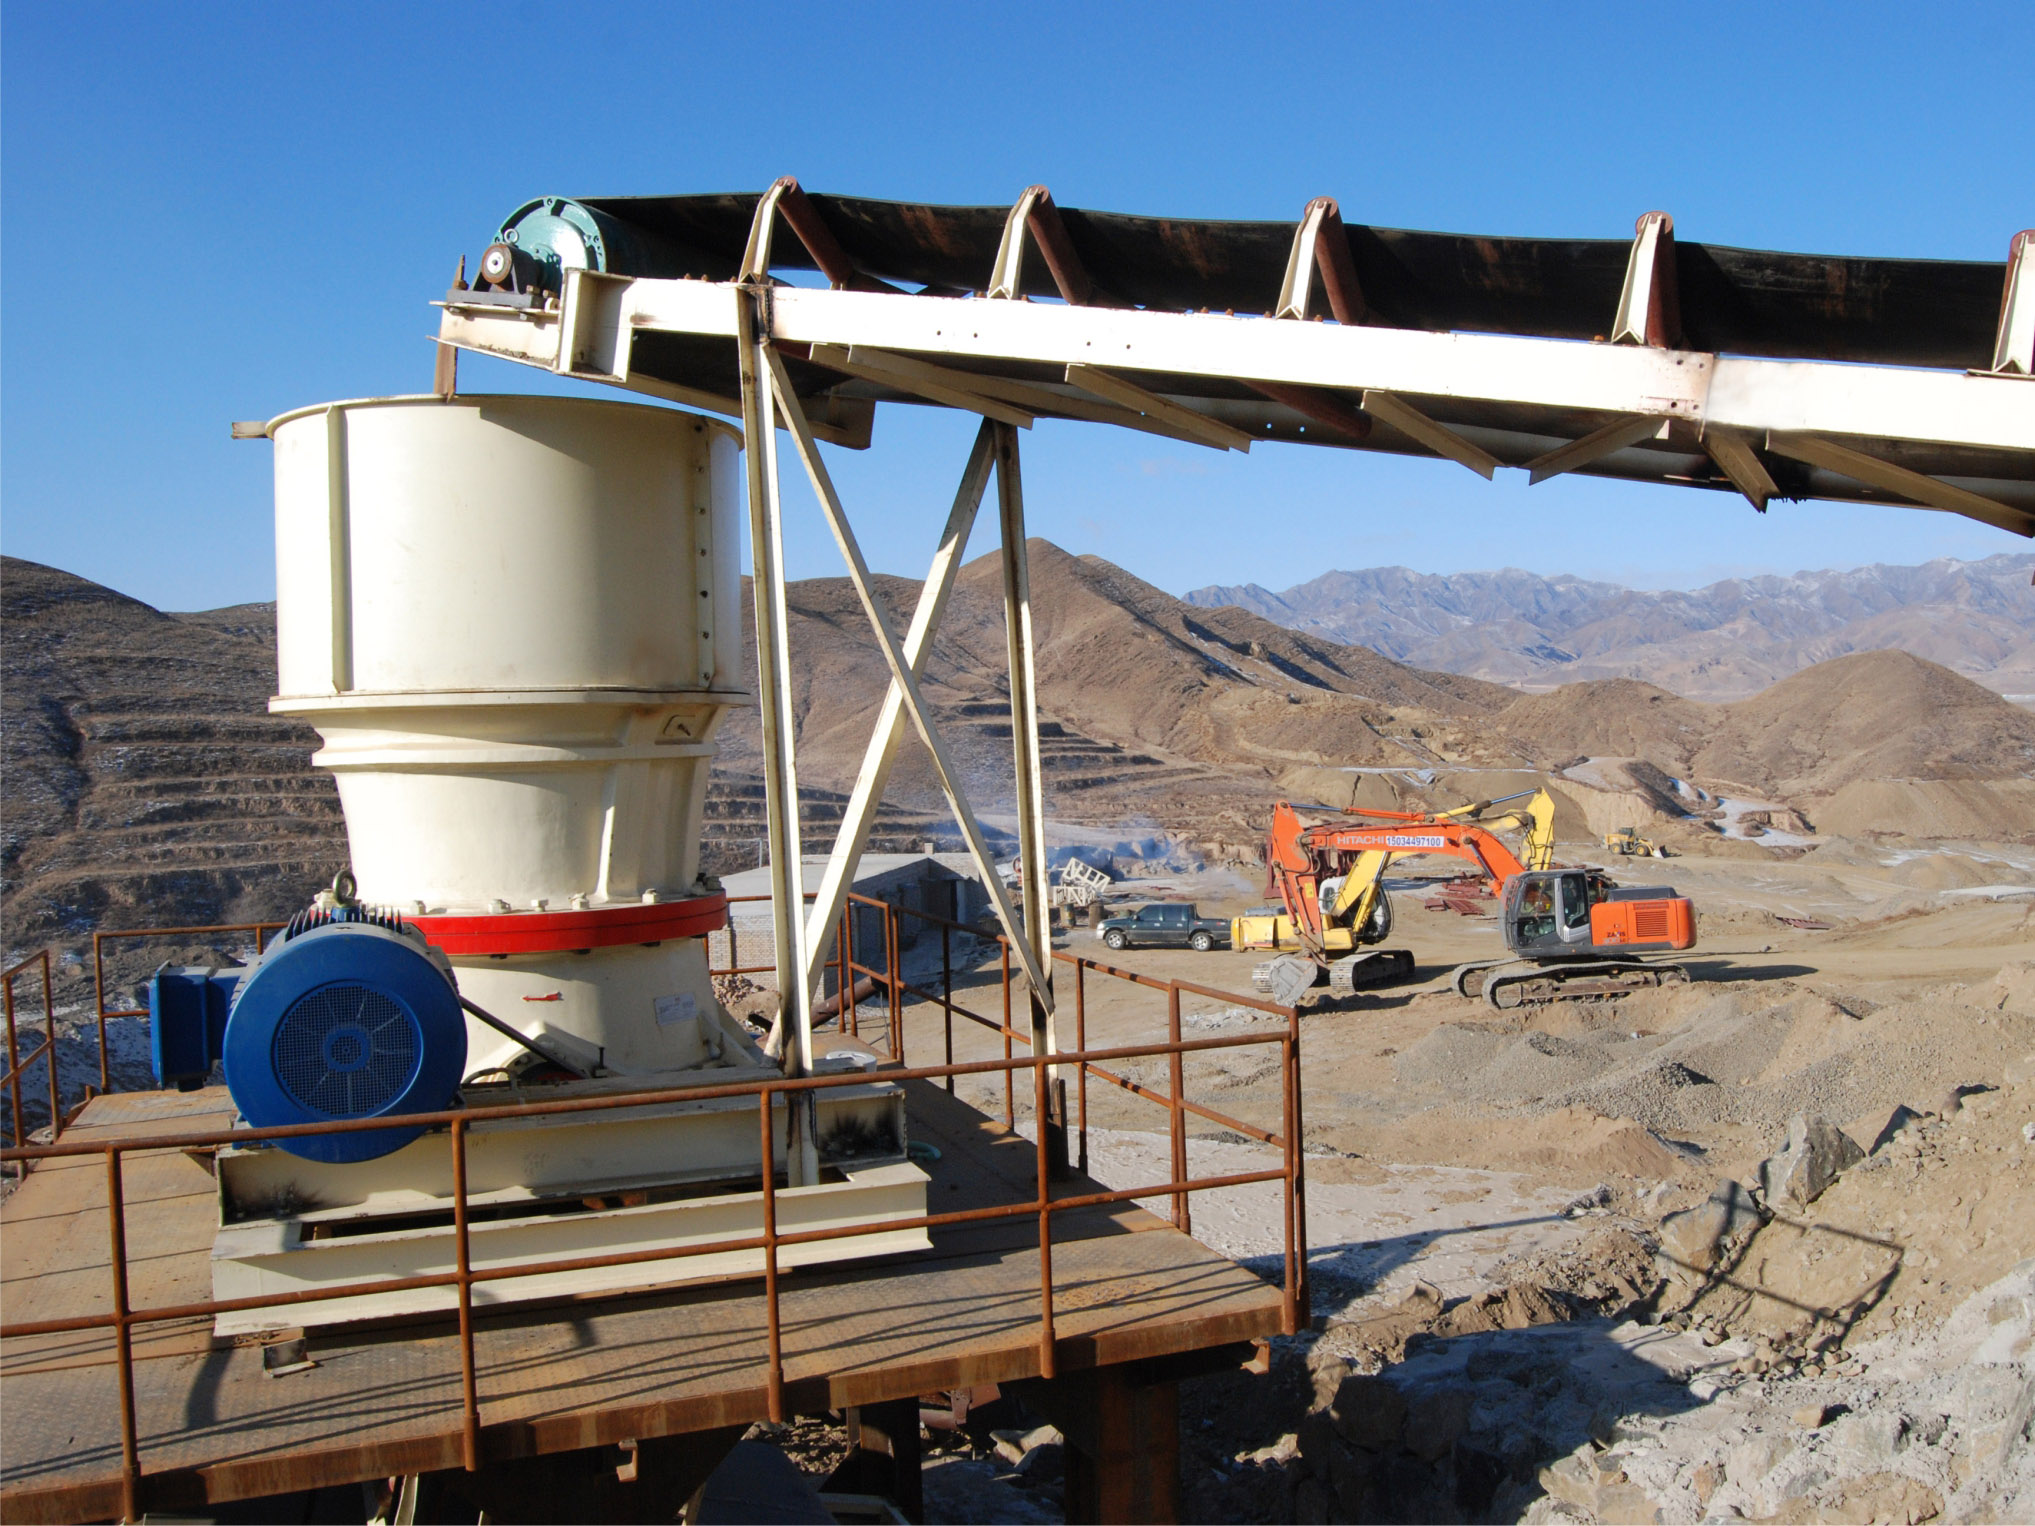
[850,839,2035,1523]
[11,836,2030,1523]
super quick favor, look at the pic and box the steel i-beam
[993,422,1068,1172]
[736,289,819,1186]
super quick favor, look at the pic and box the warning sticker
[654,992,699,1027]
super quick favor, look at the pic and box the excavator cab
[1506,870,1600,952]
[1503,870,1694,958]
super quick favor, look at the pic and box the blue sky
[4,2,2030,611]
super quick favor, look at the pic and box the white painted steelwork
[212,1159,931,1335]
[261,394,750,1075]
[267,394,745,912]
[220,393,931,1331]
[432,191,2035,1176]
[439,273,2035,488]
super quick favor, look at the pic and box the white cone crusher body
[268,393,743,1077]
[207,396,927,1332]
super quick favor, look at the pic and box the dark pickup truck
[1095,903,1231,952]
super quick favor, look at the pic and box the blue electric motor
[216,906,468,1164]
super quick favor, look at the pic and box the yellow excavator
[1236,789,1559,1001]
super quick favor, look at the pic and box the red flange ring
[410,893,728,956]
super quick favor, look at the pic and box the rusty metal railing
[2,952,62,1174]
[712,891,927,1066]
[863,897,1306,1239]
[90,923,289,1094]
[716,887,1308,1252]
[3,895,1306,1522]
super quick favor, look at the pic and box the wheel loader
[1238,788,1697,1008]
[1604,826,1672,858]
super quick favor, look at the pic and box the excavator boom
[1245,786,1698,1009]
[1246,790,1555,956]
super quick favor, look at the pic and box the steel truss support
[759,349,1058,1014]
[1066,365,1254,452]
[810,343,1035,428]
[1766,431,2034,536]
[989,184,1122,308]
[1360,389,1501,478]
[1612,212,1683,349]
[1524,414,1670,485]
[741,177,902,294]
[1993,230,2034,377]
[806,343,1224,450]
[1276,197,1367,325]
[441,264,2035,527]
[797,422,996,1008]
[735,289,820,1187]
[1702,426,1778,512]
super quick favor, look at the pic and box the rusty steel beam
[1244,379,1373,440]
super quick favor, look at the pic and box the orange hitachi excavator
[1236,788,1697,1008]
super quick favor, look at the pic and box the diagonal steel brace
[799,423,997,1007]
[763,347,1057,1011]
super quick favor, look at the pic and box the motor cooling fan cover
[222,921,467,1164]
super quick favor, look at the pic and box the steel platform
[0,1080,1286,1523]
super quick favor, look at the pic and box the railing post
[1281,1031,1299,1335]
[1290,1003,1310,1324]
[106,1146,142,1521]
[1034,1052,1057,1380]
[887,901,902,1052]
[1074,959,1089,1175]
[41,954,59,1147]
[759,1091,785,1422]
[837,904,851,1038]
[941,919,954,1093]
[451,1118,481,1471]
[1000,941,1014,1128]
[4,970,22,1158]
[92,933,112,1093]
[1168,984,1190,1234]
[889,907,904,1067]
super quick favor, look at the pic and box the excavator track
[1253,949,1418,1006]
[1327,948,1417,994]
[1466,958,1690,1010]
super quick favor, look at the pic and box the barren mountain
[1188,554,2035,700]
[0,557,348,946]
[11,544,2035,956]
[1689,651,2035,796]
[0,546,1514,948]
[733,542,1510,789]
[1492,680,1711,769]
[1487,652,2035,800]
